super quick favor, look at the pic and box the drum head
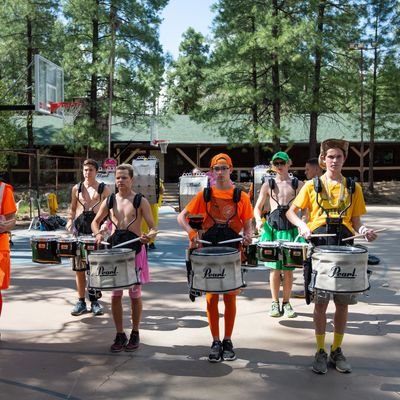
[314,245,367,254]
[90,248,134,257]
[79,235,95,243]
[192,246,238,256]
[31,235,58,242]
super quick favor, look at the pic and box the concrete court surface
[0,205,399,400]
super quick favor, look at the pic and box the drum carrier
[74,181,106,235]
[266,174,299,231]
[303,176,362,304]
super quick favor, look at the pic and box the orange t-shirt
[185,187,253,232]
[0,183,17,250]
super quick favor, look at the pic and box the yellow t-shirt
[293,178,366,234]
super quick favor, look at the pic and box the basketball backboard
[34,55,64,117]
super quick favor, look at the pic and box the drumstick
[341,227,387,242]
[196,239,212,245]
[101,241,111,246]
[112,237,142,248]
[218,237,243,244]
[310,233,337,238]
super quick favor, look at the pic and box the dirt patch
[362,181,400,205]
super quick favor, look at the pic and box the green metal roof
[17,113,399,145]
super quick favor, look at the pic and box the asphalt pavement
[0,205,399,400]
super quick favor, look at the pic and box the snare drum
[31,235,61,264]
[310,245,369,293]
[57,237,78,258]
[282,242,308,268]
[190,246,244,293]
[88,248,138,290]
[242,241,258,267]
[257,241,281,262]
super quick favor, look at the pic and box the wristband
[188,229,197,241]
[359,225,368,235]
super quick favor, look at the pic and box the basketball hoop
[49,101,82,125]
[152,139,169,154]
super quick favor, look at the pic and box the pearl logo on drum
[97,265,118,276]
[328,267,357,279]
[202,268,226,279]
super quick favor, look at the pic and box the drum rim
[191,247,239,256]
[257,241,280,248]
[281,242,308,248]
[31,235,59,241]
[314,245,367,254]
[89,248,134,255]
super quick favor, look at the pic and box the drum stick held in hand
[310,233,337,238]
[341,228,387,242]
[218,237,243,245]
[196,239,212,245]
[112,237,142,248]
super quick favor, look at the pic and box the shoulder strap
[313,177,322,193]
[203,187,211,203]
[268,177,276,190]
[107,193,115,209]
[346,177,355,194]
[233,187,242,203]
[77,181,83,193]
[0,182,5,214]
[98,182,105,195]
[291,177,299,191]
[133,193,143,209]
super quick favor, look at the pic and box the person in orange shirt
[177,153,253,363]
[0,181,17,338]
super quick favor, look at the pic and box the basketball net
[49,101,82,125]
[151,139,169,154]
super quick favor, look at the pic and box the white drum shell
[88,249,138,290]
[190,247,244,293]
[311,246,369,293]
[179,173,208,211]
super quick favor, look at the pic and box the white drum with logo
[310,245,369,293]
[179,173,209,212]
[88,248,138,290]
[190,246,244,293]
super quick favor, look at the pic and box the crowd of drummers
[1,138,380,375]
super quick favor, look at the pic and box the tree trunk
[309,1,325,158]
[26,17,34,148]
[90,1,100,122]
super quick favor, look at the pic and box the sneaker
[270,301,281,317]
[329,347,352,373]
[149,243,156,250]
[208,340,223,363]
[282,302,297,318]
[125,330,140,352]
[312,349,328,374]
[90,301,104,316]
[222,339,236,361]
[110,332,128,353]
[71,300,88,316]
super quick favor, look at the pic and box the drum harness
[74,182,106,235]
[106,192,144,254]
[201,186,243,248]
[303,176,356,304]
[186,187,243,302]
[266,176,299,233]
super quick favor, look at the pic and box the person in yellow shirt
[286,139,378,375]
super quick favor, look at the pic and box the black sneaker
[208,340,223,363]
[222,339,236,361]
[110,332,128,353]
[125,330,140,352]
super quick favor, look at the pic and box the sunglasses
[213,166,230,172]
[273,161,286,167]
